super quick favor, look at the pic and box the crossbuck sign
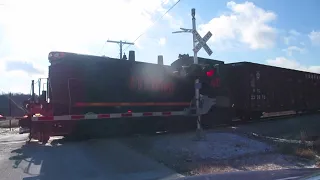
[192,30,213,56]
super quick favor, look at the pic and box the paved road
[0,134,183,180]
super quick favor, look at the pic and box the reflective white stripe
[110,114,122,118]
[31,111,186,121]
[84,114,98,119]
[0,116,25,121]
[171,111,185,115]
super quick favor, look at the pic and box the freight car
[18,51,231,143]
[225,62,320,120]
[17,51,320,143]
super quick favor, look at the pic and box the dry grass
[190,164,235,175]
[0,119,19,128]
[295,148,317,160]
[276,136,318,160]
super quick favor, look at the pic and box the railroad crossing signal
[193,30,213,56]
[172,8,212,139]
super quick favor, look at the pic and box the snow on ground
[122,130,318,175]
[2,113,319,176]
[151,132,273,160]
[0,127,20,136]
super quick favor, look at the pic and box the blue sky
[0,0,320,93]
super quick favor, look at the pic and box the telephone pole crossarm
[107,40,134,59]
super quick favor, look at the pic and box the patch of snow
[0,128,20,135]
[152,132,273,160]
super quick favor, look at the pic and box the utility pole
[172,8,213,139]
[107,40,134,59]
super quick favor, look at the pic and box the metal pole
[31,80,35,101]
[9,92,12,131]
[120,41,123,59]
[47,78,49,101]
[38,78,41,98]
[192,8,202,132]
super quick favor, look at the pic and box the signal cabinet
[224,62,320,118]
[171,56,228,96]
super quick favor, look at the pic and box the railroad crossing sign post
[173,8,213,140]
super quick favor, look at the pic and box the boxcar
[224,62,320,120]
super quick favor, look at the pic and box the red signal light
[206,69,215,77]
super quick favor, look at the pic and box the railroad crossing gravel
[122,129,318,175]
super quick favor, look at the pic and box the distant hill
[0,93,30,116]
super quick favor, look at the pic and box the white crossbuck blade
[192,30,213,56]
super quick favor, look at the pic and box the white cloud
[282,46,306,56]
[266,57,320,73]
[309,30,320,45]
[0,56,47,76]
[158,38,166,46]
[0,54,48,93]
[289,29,300,36]
[199,1,277,50]
[0,0,178,54]
[157,1,183,29]
[0,0,178,56]
[283,29,301,45]
[0,0,179,93]
[283,36,296,45]
[5,61,44,75]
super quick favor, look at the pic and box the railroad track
[11,110,320,142]
[136,110,320,138]
[211,110,320,132]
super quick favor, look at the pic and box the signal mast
[173,8,214,139]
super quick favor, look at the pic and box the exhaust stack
[158,55,163,65]
[129,51,135,61]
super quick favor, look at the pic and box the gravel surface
[151,132,273,160]
[122,130,318,176]
[188,154,303,174]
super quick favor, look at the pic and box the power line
[98,41,107,55]
[98,0,170,56]
[123,0,182,52]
